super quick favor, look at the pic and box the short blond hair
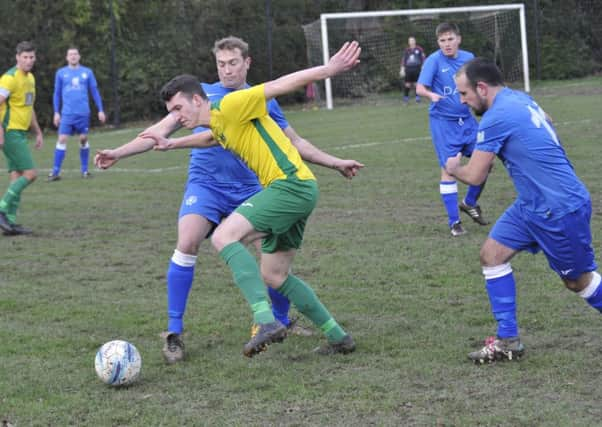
[212,36,249,58]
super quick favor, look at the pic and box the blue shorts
[429,115,478,167]
[178,180,262,238]
[490,200,597,280]
[58,114,90,136]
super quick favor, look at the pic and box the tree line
[0,0,599,129]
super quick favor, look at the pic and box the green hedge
[0,0,599,128]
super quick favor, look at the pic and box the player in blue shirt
[417,23,489,236]
[95,36,363,363]
[446,57,600,364]
[49,47,105,181]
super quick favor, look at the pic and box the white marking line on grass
[0,166,185,174]
[0,119,594,174]
[554,118,592,126]
[99,127,145,136]
[333,136,430,150]
[96,166,184,173]
[332,118,593,151]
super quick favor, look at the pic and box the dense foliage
[0,0,599,128]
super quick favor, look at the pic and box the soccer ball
[94,340,142,386]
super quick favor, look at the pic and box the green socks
[0,176,30,223]
[219,242,275,324]
[218,241,347,341]
[279,274,346,342]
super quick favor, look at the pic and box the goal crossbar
[319,4,529,109]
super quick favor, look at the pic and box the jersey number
[527,104,559,145]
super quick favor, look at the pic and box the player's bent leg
[261,250,314,336]
[211,212,263,252]
[214,214,283,357]
[278,274,355,355]
[261,249,293,327]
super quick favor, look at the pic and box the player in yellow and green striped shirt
[142,41,363,357]
[0,41,44,236]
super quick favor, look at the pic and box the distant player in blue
[446,57,600,364]
[95,36,363,363]
[49,47,105,181]
[416,23,489,236]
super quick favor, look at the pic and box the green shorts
[235,178,319,253]
[2,130,34,172]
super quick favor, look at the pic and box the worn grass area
[1,76,601,426]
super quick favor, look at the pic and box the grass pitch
[1,77,602,426]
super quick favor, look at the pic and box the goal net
[302,4,529,109]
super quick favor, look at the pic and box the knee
[261,268,287,289]
[176,239,200,256]
[209,232,223,252]
[564,281,582,293]
[479,247,492,266]
[210,229,232,252]
[563,272,594,293]
[25,171,37,182]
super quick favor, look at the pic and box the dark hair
[459,57,505,90]
[16,41,35,54]
[435,22,460,37]
[212,36,249,58]
[160,74,206,103]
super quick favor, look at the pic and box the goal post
[303,4,529,110]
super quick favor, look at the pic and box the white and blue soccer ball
[94,340,142,386]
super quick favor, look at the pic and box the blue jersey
[418,49,474,120]
[53,65,103,116]
[185,81,289,186]
[476,87,589,219]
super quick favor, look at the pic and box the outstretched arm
[94,113,180,169]
[264,41,360,101]
[284,126,364,179]
[152,130,217,151]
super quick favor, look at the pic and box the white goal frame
[320,4,529,109]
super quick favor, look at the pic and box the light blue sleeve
[87,69,104,112]
[417,54,437,88]
[53,70,62,113]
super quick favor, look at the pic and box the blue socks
[166,250,196,334]
[52,142,67,176]
[464,184,484,207]
[268,287,291,327]
[483,264,518,338]
[167,246,295,333]
[579,271,602,311]
[80,142,90,174]
[52,141,91,175]
[440,180,460,227]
